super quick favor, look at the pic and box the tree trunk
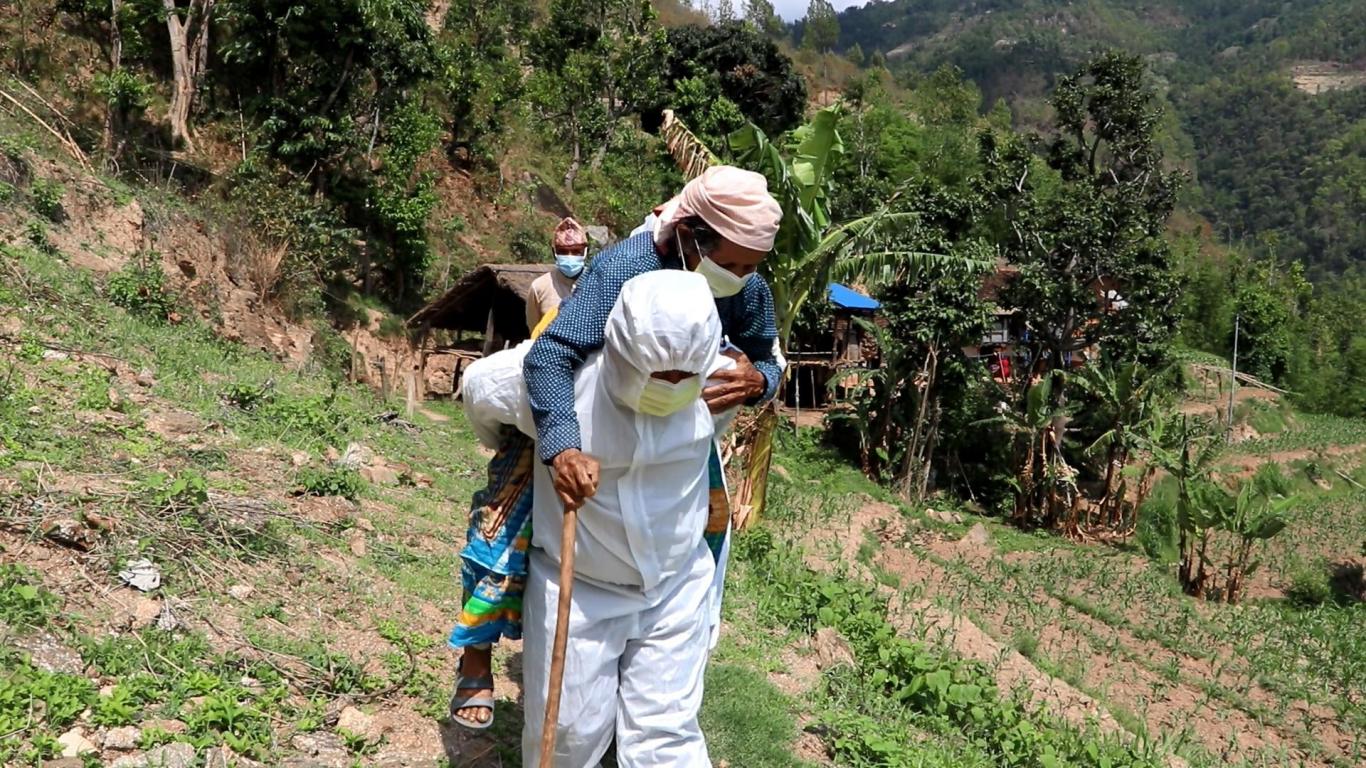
[102,0,124,162]
[162,0,215,152]
[589,123,613,171]
[563,132,582,190]
[1100,440,1119,524]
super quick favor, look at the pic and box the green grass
[701,661,812,768]
[6,199,1363,767]
[1239,411,1366,453]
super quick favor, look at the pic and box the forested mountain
[832,0,1366,274]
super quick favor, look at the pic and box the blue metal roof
[829,283,880,311]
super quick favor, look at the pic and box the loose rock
[125,596,162,628]
[57,728,98,758]
[925,508,964,525]
[960,523,992,547]
[13,630,84,674]
[290,731,351,766]
[227,583,255,601]
[44,519,97,551]
[103,725,141,750]
[204,746,262,768]
[135,369,157,388]
[110,741,196,768]
[359,464,400,486]
[335,443,373,470]
[348,531,367,557]
[813,627,856,671]
[335,705,387,743]
[141,719,188,735]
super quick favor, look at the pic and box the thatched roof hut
[407,263,551,353]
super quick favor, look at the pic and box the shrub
[508,217,547,263]
[28,178,64,221]
[296,467,365,500]
[377,314,407,340]
[93,67,152,112]
[222,381,273,412]
[25,220,54,253]
[106,259,176,321]
[1285,563,1333,607]
[309,324,355,378]
[241,236,290,304]
[0,564,60,627]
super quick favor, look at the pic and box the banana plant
[1219,469,1295,604]
[975,371,1075,527]
[1074,360,1172,532]
[1138,413,1223,596]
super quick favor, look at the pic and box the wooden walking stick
[538,505,578,768]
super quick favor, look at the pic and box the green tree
[979,372,1077,528]
[1230,255,1310,384]
[744,0,784,39]
[669,76,746,148]
[368,102,442,303]
[1308,119,1366,272]
[436,0,530,161]
[1139,413,1222,597]
[991,52,1182,375]
[800,0,838,53]
[527,0,668,188]
[218,0,437,302]
[660,22,807,137]
[845,42,865,67]
[1074,360,1171,532]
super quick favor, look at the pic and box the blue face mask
[555,253,585,278]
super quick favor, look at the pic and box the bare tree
[162,0,216,152]
[103,0,124,159]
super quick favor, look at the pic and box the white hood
[462,271,737,595]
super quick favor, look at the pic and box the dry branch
[660,109,719,182]
[0,86,92,171]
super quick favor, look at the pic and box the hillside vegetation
[832,0,1366,275]
[1,1,1364,767]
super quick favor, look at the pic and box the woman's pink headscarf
[653,166,783,253]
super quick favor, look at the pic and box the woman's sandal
[449,667,496,730]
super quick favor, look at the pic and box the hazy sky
[770,0,868,21]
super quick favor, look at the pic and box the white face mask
[677,231,752,298]
[636,376,702,417]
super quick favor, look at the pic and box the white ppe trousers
[521,544,714,768]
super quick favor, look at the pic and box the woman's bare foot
[453,647,494,725]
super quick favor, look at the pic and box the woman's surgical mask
[677,231,751,298]
[637,375,702,417]
[555,252,586,278]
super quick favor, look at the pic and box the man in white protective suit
[459,271,740,768]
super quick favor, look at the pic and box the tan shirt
[525,270,577,332]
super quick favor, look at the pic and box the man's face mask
[555,252,586,278]
[636,375,702,417]
[678,231,751,298]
